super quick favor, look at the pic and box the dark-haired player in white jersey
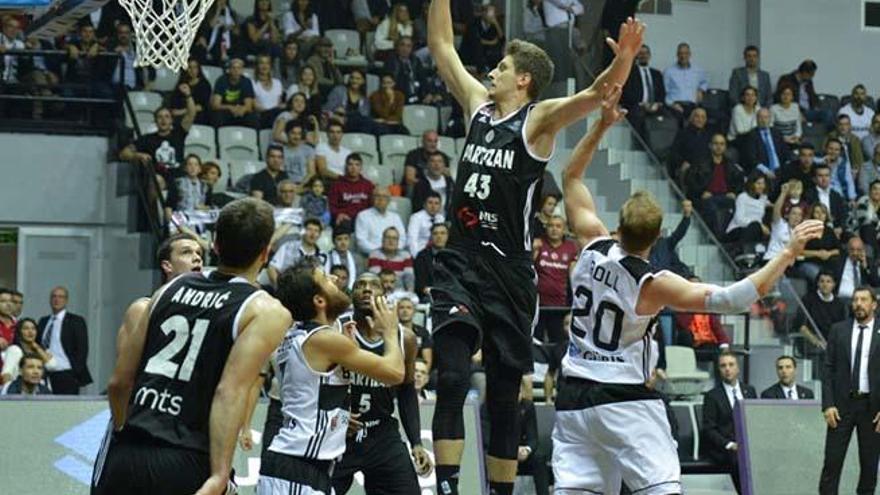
[427,3,645,493]
[553,84,824,495]
[94,198,293,495]
[258,261,406,495]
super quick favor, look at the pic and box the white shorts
[257,475,330,495]
[552,398,681,495]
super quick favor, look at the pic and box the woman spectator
[851,179,880,249]
[771,84,803,145]
[2,318,56,384]
[369,73,409,135]
[169,58,212,125]
[285,64,321,111]
[282,0,320,49]
[252,54,285,128]
[324,69,375,134]
[373,3,414,61]
[243,0,282,56]
[800,203,841,282]
[194,0,241,64]
[272,92,319,144]
[725,171,771,243]
[728,86,760,144]
[275,37,303,88]
[532,194,558,241]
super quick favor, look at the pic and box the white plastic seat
[218,126,260,160]
[388,196,412,225]
[363,164,394,187]
[259,128,273,159]
[151,67,179,93]
[184,124,217,160]
[664,346,711,398]
[326,29,361,58]
[402,105,439,136]
[341,133,379,163]
[201,65,223,88]
[437,136,456,156]
[455,137,467,156]
[379,134,418,163]
[366,73,380,95]
[227,159,263,190]
[126,91,163,128]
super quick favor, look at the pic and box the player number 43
[463,172,491,200]
[144,315,209,382]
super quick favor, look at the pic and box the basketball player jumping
[93,198,293,495]
[257,261,406,495]
[427,2,644,493]
[332,273,432,494]
[554,84,824,494]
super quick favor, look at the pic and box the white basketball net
[119,0,214,71]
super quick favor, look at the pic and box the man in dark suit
[728,45,772,109]
[414,222,448,302]
[776,59,830,126]
[36,286,92,395]
[760,355,815,399]
[833,236,880,302]
[622,44,665,140]
[804,163,849,237]
[702,350,757,493]
[740,108,790,177]
[820,287,880,495]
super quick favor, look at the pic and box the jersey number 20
[144,315,209,382]
[570,286,624,352]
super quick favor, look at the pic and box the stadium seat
[259,128,273,159]
[242,67,255,81]
[437,136,456,156]
[184,125,217,160]
[366,73,380,95]
[363,164,394,187]
[388,196,412,224]
[126,91,162,128]
[151,67,179,93]
[403,105,439,136]
[227,159,263,190]
[341,133,379,163]
[229,0,254,18]
[202,65,223,88]
[218,126,260,160]
[455,137,467,155]
[645,114,679,161]
[801,121,826,150]
[326,29,361,58]
[816,93,840,117]
[664,346,710,398]
[702,88,728,115]
[448,156,459,181]
[380,134,418,163]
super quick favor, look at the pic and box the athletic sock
[436,465,460,495]
[489,481,514,495]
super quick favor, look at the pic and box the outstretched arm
[529,18,644,139]
[638,220,825,315]
[563,84,626,246]
[428,0,488,117]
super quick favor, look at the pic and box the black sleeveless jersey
[448,101,550,261]
[346,327,405,434]
[125,271,263,452]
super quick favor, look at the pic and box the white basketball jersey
[562,238,663,384]
[269,322,350,460]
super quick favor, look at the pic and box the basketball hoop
[119,0,214,71]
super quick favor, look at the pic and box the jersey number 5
[144,315,210,382]
[463,173,491,200]
[570,286,624,352]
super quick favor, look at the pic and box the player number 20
[144,315,210,382]
[463,173,491,200]
[570,286,624,352]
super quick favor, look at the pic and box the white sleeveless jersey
[269,322,350,460]
[562,238,663,384]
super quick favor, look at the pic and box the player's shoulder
[124,297,152,322]
[582,236,616,256]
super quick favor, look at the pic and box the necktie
[42,316,55,348]
[852,324,867,392]
[643,68,654,103]
[787,388,793,399]
[761,129,781,172]
[853,260,861,288]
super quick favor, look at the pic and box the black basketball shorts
[332,422,420,495]
[430,247,538,372]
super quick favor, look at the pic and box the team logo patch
[485,129,495,143]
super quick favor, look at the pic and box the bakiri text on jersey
[461,144,515,170]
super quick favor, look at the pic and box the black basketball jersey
[346,327,405,437]
[448,101,550,261]
[125,271,263,452]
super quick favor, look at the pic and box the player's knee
[435,368,470,403]
[486,393,520,459]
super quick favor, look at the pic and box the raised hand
[605,17,646,58]
[786,219,824,256]
[599,83,627,125]
[367,295,399,338]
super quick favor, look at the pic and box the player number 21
[463,173,491,200]
[144,315,209,382]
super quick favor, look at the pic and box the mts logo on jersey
[460,143,515,170]
[134,386,183,416]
